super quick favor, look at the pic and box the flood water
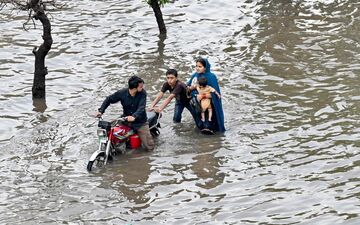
[0,0,359,224]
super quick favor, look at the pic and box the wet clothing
[98,88,154,151]
[98,88,147,131]
[187,58,225,132]
[196,85,216,111]
[173,100,195,123]
[161,80,189,104]
[160,80,194,123]
[137,122,154,151]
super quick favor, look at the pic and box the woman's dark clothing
[187,58,225,133]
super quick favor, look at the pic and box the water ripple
[0,0,359,224]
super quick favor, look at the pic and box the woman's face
[195,62,206,74]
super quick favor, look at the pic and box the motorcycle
[87,112,161,171]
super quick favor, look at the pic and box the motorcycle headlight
[97,129,107,137]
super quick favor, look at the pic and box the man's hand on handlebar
[95,111,103,118]
[126,116,135,122]
[95,111,135,122]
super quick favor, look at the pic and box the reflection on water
[0,0,359,224]
[32,98,47,113]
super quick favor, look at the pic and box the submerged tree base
[31,1,53,99]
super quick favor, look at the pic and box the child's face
[196,62,206,74]
[166,74,177,86]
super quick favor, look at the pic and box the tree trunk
[150,0,166,35]
[30,0,53,99]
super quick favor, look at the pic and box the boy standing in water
[149,69,194,123]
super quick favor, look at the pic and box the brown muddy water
[0,0,359,224]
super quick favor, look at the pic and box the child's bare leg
[201,112,205,122]
[208,108,213,121]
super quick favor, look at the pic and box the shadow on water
[97,154,153,206]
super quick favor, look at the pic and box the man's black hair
[166,69,178,77]
[198,76,208,87]
[128,76,144,89]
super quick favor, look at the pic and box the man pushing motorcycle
[95,76,154,151]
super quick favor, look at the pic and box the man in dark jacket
[95,76,154,151]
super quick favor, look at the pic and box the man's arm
[132,92,147,120]
[98,91,123,114]
[149,92,164,110]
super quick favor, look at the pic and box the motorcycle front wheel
[87,152,106,171]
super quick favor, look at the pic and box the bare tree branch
[0,0,60,12]
[1,0,61,99]
[1,0,62,31]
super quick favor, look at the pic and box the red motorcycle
[87,112,161,171]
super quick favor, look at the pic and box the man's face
[166,74,177,86]
[137,82,144,92]
[196,62,206,74]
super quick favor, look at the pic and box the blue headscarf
[187,58,225,133]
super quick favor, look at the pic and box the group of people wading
[95,58,225,151]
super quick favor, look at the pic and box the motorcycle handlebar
[97,116,127,123]
[117,117,127,122]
